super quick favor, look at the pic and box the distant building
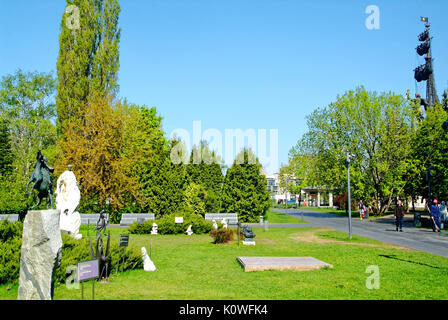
[265,172,334,208]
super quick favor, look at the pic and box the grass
[265,209,307,224]
[298,207,384,219]
[2,225,448,300]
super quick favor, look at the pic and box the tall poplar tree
[56,0,121,129]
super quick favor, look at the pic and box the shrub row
[129,212,215,235]
[0,220,143,285]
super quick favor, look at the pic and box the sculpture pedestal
[243,240,256,246]
[18,210,62,300]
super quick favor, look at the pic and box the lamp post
[345,153,354,240]
[427,165,433,203]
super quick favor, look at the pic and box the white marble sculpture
[55,165,82,240]
[186,225,193,236]
[212,219,218,230]
[141,247,156,272]
[221,218,228,229]
[151,223,158,235]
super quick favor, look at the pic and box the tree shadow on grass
[379,254,440,269]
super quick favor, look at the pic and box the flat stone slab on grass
[237,257,333,272]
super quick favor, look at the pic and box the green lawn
[2,225,448,300]
[265,209,307,223]
[298,207,384,219]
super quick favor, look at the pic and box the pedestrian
[364,203,369,219]
[430,199,442,232]
[394,200,405,232]
[440,201,447,227]
[358,200,364,221]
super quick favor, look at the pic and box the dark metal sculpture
[25,149,55,210]
[90,210,111,281]
[242,225,256,241]
[95,210,108,237]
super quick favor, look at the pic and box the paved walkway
[251,209,448,258]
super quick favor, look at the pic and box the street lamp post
[427,165,433,203]
[346,153,353,240]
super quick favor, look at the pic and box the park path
[250,209,448,258]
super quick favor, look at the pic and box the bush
[0,220,143,285]
[158,212,213,235]
[129,212,213,235]
[55,234,143,283]
[0,219,23,242]
[210,228,234,244]
[128,220,153,234]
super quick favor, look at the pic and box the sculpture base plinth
[18,210,62,300]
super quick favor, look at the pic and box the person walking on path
[440,201,447,228]
[395,200,405,232]
[358,200,364,221]
[364,203,369,220]
[430,199,442,232]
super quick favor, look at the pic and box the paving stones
[237,256,333,272]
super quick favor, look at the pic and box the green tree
[289,87,420,215]
[56,0,121,129]
[0,70,57,183]
[140,139,188,217]
[186,142,224,212]
[0,119,12,177]
[0,70,57,214]
[221,149,271,222]
[184,182,207,216]
[407,104,448,203]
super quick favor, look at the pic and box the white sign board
[175,217,183,224]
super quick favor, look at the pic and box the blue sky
[1,0,447,174]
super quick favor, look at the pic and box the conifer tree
[221,149,271,222]
[186,142,224,212]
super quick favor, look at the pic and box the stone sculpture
[141,247,156,271]
[212,219,218,230]
[18,210,62,300]
[151,223,158,235]
[186,225,193,235]
[25,149,55,210]
[55,165,82,239]
[221,218,228,229]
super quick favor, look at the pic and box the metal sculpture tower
[414,17,439,108]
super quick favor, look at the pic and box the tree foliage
[186,142,224,212]
[221,149,271,222]
[56,0,121,129]
[407,104,448,202]
[288,87,420,215]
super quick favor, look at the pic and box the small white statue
[212,219,218,230]
[221,218,228,229]
[151,223,158,235]
[55,165,82,240]
[141,247,156,272]
[186,225,193,235]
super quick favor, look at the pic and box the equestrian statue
[25,149,55,210]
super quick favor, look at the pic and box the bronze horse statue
[25,149,55,210]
